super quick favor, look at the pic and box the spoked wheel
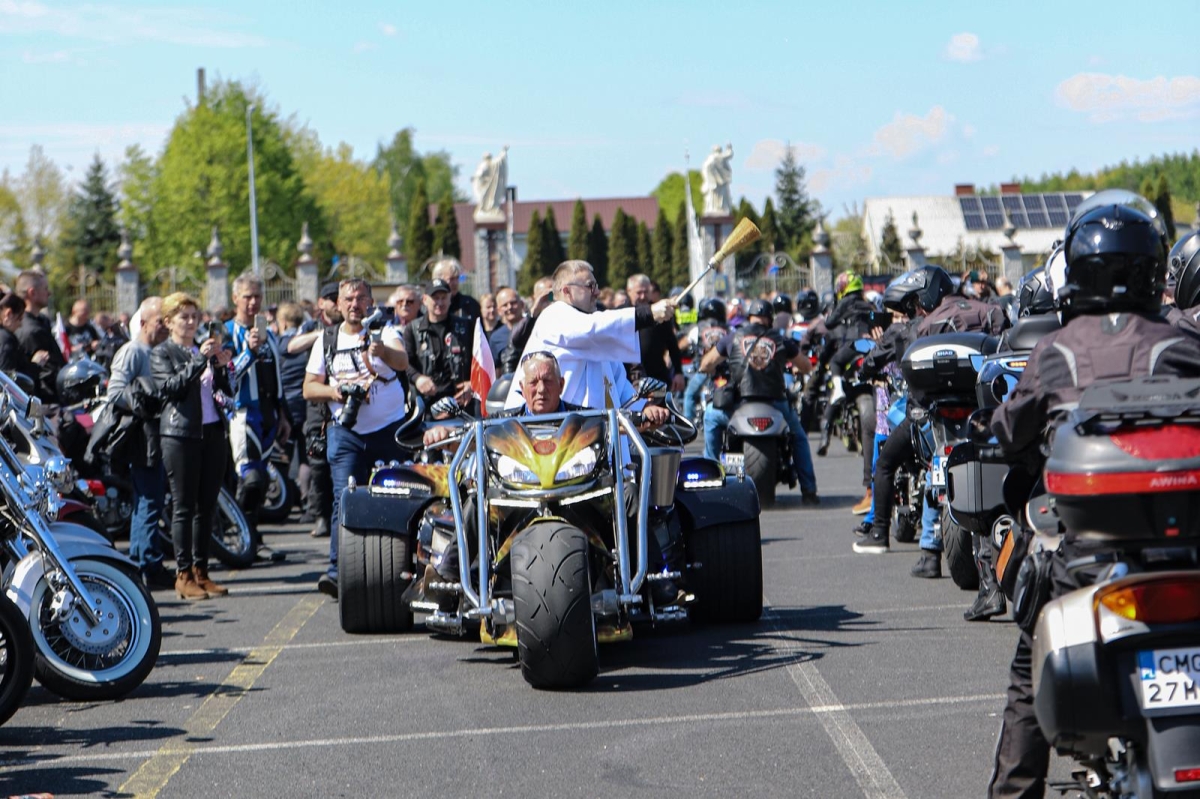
[0,594,34,725]
[28,558,161,700]
[511,522,597,690]
[259,462,296,524]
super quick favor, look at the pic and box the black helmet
[698,297,726,325]
[771,293,792,315]
[745,299,772,320]
[882,266,953,316]
[1061,191,1168,316]
[1171,230,1200,310]
[1016,266,1056,317]
[796,289,819,320]
[56,358,108,406]
[675,292,695,312]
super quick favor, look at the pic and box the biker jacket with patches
[404,315,474,402]
[722,322,798,401]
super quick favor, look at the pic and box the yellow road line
[119,595,324,798]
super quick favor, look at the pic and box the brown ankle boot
[193,565,229,598]
[176,569,208,601]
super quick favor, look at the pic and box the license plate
[931,456,946,487]
[722,453,744,470]
[1138,648,1200,710]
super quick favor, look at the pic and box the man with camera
[303,278,408,599]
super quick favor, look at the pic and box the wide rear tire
[511,522,597,690]
[689,519,763,623]
[339,527,414,634]
[0,594,33,726]
[743,438,777,509]
[943,509,978,591]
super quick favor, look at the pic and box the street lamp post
[246,104,260,276]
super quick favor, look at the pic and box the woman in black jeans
[151,292,233,600]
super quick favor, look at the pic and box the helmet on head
[771,293,792,315]
[882,266,953,316]
[1171,229,1200,310]
[834,271,864,300]
[796,289,820,320]
[864,290,883,310]
[1017,266,1054,317]
[1061,191,1168,316]
[675,292,695,312]
[698,297,727,324]
[56,358,108,406]
[745,299,772,320]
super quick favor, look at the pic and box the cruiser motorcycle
[0,376,160,700]
[337,382,763,690]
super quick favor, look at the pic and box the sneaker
[317,574,338,600]
[801,491,821,506]
[851,489,873,515]
[853,535,889,555]
[852,520,872,537]
[256,544,287,563]
[910,551,942,579]
[309,518,330,538]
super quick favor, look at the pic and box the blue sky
[1,1,1196,220]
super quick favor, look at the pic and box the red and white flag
[53,312,70,359]
[470,317,495,416]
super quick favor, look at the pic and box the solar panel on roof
[963,213,987,231]
[959,196,983,214]
[984,212,1005,228]
[1048,210,1069,226]
[981,196,1002,212]
[1065,194,1084,210]
[1044,194,1067,212]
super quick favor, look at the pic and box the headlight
[496,454,538,485]
[555,446,597,482]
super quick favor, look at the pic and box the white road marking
[0,692,1003,767]
[159,636,430,658]
[766,593,909,799]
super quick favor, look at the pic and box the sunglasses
[564,280,598,292]
[519,350,560,367]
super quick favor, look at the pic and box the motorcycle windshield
[484,413,606,489]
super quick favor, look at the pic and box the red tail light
[1176,768,1200,784]
[1111,424,1200,460]
[1096,575,1200,624]
[935,405,973,421]
[85,479,105,496]
[748,417,774,432]
[1047,468,1200,496]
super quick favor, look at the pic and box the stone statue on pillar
[700,144,734,217]
[472,146,509,223]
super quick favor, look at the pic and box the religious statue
[700,143,734,217]
[472,146,509,223]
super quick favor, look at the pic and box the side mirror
[967,407,996,445]
[853,339,875,354]
[634,377,668,400]
[430,396,461,420]
[26,395,44,422]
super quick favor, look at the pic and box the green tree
[760,197,782,253]
[372,128,462,229]
[651,171,704,224]
[651,206,673,288]
[297,140,391,267]
[879,209,904,268]
[149,80,326,277]
[672,202,691,288]
[607,208,636,288]
[61,154,122,279]
[1017,150,1200,207]
[17,145,68,245]
[733,197,764,273]
[432,195,461,258]
[567,199,588,260]
[586,215,608,287]
[542,206,566,266]
[1154,174,1177,241]
[406,178,434,268]
[0,171,30,268]
[518,209,547,294]
[116,145,157,270]
[635,221,653,280]
[775,143,817,250]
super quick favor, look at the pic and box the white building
[861,183,1092,277]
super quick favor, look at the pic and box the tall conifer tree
[567,199,588,260]
[431,196,461,258]
[406,178,434,268]
[518,209,545,294]
[587,215,608,287]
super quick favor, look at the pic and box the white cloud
[982,145,1001,157]
[944,32,981,63]
[869,106,954,159]
[809,156,872,194]
[0,1,267,48]
[379,22,397,36]
[936,150,960,166]
[743,138,826,171]
[1055,72,1200,122]
[961,123,976,139]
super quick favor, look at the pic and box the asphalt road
[0,440,1077,798]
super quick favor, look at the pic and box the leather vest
[728,323,787,400]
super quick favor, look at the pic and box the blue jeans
[919,472,942,552]
[326,418,404,580]
[682,371,708,420]
[703,399,817,494]
[128,462,166,575]
[863,433,887,525]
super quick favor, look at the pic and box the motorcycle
[1025,376,1200,797]
[0,592,33,725]
[901,332,999,590]
[720,397,794,509]
[828,339,878,455]
[0,377,161,700]
[259,449,300,525]
[336,380,763,690]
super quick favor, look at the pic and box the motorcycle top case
[901,333,997,404]
[945,441,1009,534]
[1045,377,1200,543]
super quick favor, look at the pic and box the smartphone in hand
[254,313,268,341]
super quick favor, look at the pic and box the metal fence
[66,265,117,312]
